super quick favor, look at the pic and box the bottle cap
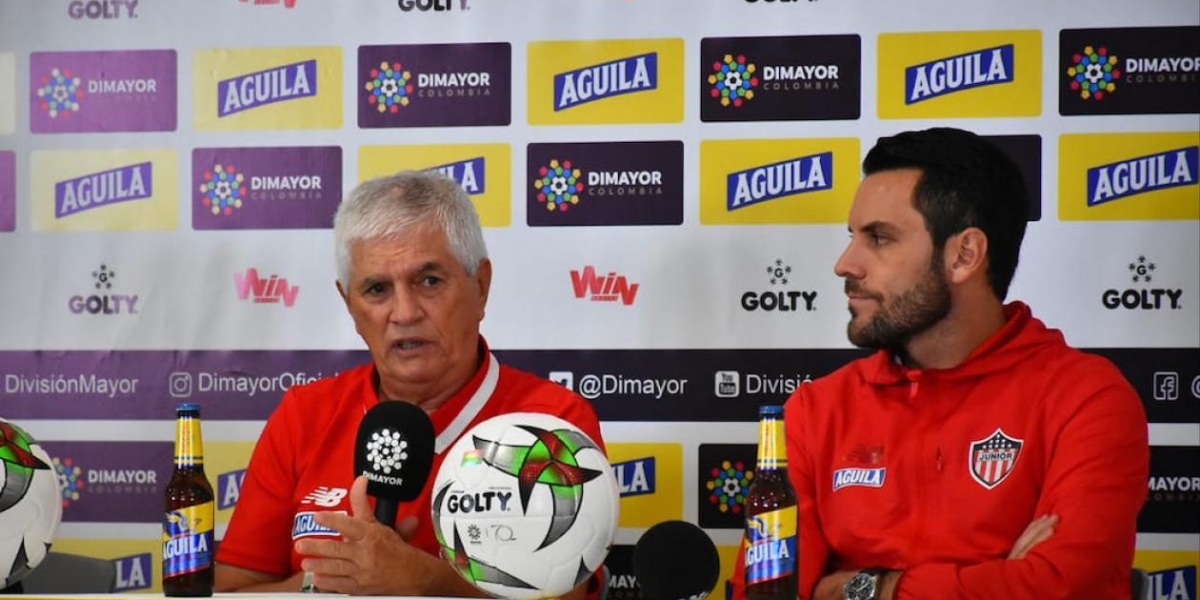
[759,405,783,416]
[176,402,201,414]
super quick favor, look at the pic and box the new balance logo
[300,486,347,507]
[235,268,299,307]
[570,266,639,305]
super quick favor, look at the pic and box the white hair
[334,171,488,289]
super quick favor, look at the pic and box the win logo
[727,152,832,210]
[235,268,299,307]
[613,457,656,497]
[425,157,486,195]
[555,53,658,111]
[906,44,1014,104]
[219,59,317,117]
[570,266,639,306]
[1087,147,1198,207]
[56,162,153,218]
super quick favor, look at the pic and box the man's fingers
[1009,515,1059,559]
[313,510,370,541]
[294,537,350,560]
[310,572,359,595]
[396,515,419,540]
[349,475,375,523]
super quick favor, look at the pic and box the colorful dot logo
[709,54,758,108]
[36,68,84,118]
[53,456,85,508]
[366,61,414,114]
[1068,46,1120,101]
[199,164,246,216]
[706,459,753,514]
[534,159,585,212]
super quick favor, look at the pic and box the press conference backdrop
[1,0,1198,595]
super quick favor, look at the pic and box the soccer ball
[431,413,619,600]
[0,418,62,588]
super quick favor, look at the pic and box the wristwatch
[843,568,890,600]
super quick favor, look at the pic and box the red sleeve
[896,374,1149,600]
[729,386,830,600]
[216,390,301,577]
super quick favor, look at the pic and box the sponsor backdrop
[0,0,1197,594]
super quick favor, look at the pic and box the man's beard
[845,257,952,352]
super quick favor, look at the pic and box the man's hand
[813,570,902,600]
[1007,514,1059,560]
[294,475,477,596]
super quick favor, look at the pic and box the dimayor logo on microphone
[358,43,511,128]
[1059,26,1199,116]
[528,38,683,125]
[360,143,511,227]
[878,30,1041,118]
[32,149,178,232]
[192,146,343,230]
[193,46,342,130]
[29,49,177,133]
[607,443,683,528]
[362,427,410,487]
[700,138,859,225]
[527,141,684,226]
[0,53,14,135]
[1059,132,1199,221]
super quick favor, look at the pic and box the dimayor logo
[533,159,584,212]
[192,146,342,230]
[194,47,341,130]
[709,53,758,108]
[53,456,85,508]
[708,460,751,514]
[702,35,861,122]
[742,259,817,313]
[33,149,178,232]
[701,138,858,225]
[571,266,639,306]
[358,43,510,128]
[398,0,471,11]
[1102,256,1183,311]
[69,264,139,315]
[1067,45,1120,101]
[1059,132,1199,221]
[1060,27,1199,116]
[527,141,684,226]
[360,144,510,227]
[698,444,757,529]
[30,50,176,133]
[607,443,683,528]
[878,30,1041,118]
[68,0,139,19]
[529,39,683,125]
[236,268,299,307]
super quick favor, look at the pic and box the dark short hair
[863,128,1029,299]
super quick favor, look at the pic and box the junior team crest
[968,428,1023,490]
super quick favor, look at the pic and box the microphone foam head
[633,520,720,600]
[354,401,436,502]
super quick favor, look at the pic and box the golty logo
[706,459,753,515]
[743,259,818,312]
[398,0,471,11]
[534,159,585,212]
[199,164,245,216]
[1102,255,1183,310]
[709,53,758,108]
[968,428,1023,490]
[69,264,139,315]
[68,0,139,19]
[365,61,413,114]
[35,68,83,119]
[1067,45,1120,101]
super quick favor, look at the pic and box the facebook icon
[1153,372,1179,401]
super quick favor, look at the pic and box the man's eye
[420,276,443,287]
[364,282,387,296]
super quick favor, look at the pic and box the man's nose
[389,286,425,324]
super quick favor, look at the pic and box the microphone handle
[374,497,400,529]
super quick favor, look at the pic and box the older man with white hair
[215,171,605,596]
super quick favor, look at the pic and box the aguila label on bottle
[744,505,798,584]
[163,502,215,578]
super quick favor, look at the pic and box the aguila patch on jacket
[969,428,1023,489]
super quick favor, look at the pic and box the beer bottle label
[163,502,214,578]
[744,506,798,585]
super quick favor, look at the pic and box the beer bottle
[163,403,215,596]
[744,405,798,600]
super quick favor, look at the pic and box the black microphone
[353,401,435,528]
[633,520,721,600]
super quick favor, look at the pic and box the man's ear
[945,227,988,285]
[475,259,492,320]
